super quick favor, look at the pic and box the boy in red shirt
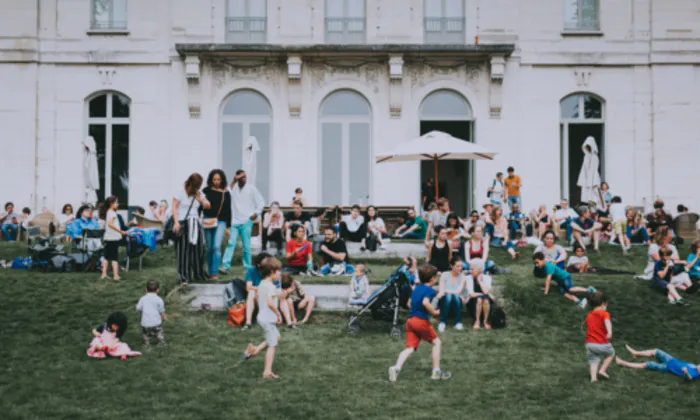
[585,292,615,382]
[388,264,451,382]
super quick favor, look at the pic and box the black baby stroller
[347,264,413,337]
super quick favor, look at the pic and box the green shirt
[406,217,428,237]
[545,261,570,281]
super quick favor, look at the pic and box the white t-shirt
[429,210,448,228]
[554,208,579,224]
[342,214,365,232]
[174,190,200,221]
[567,255,589,267]
[256,280,279,324]
[489,179,504,202]
[367,217,385,233]
[609,203,626,222]
[57,213,74,228]
[104,209,122,241]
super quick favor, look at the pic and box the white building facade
[1,0,699,216]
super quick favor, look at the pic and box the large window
[221,90,271,202]
[91,0,127,30]
[319,90,372,206]
[226,0,267,43]
[325,0,366,44]
[424,0,465,44]
[87,92,131,209]
[564,0,599,31]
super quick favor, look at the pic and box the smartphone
[299,243,310,252]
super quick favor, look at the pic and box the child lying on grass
[616,344,700,381]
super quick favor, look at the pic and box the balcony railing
[325,17,366,44]
[424,17,466,44]
[226,17,267,43]
[90,19,128,30]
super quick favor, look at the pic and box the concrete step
[249,238,427,259]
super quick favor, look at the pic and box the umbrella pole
[434,155,439,202]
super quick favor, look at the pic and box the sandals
[472,322,481,330]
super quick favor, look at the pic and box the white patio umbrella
[577,136,603,208]
[82,136,100,205]
[376,130,498,201]
[243,136,260,186]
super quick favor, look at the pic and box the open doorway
[565,124,603,205]
[419,90,474,217]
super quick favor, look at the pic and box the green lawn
[1,241,699,419]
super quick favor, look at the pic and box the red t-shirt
[586,310,610,344]
[286,239,311,267]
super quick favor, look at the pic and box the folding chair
[75,229,105,272]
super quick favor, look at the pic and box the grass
[1,240,699,419]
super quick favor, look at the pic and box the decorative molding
[306,59,384,90]
[388,54,404,118]
[287,55,302,80]
[209,58,283,94]
[97,67,116,86]
[388,54,404,80]
[574,69,592,87]
[287,55,303,117]
[490,55,506,81]
[489,56,506,118]
[185,55,201,118]
[188,104,201,119]
[184,55,201,81]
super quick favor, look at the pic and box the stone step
[249,237,427,259]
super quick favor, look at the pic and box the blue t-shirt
[654,260,673,281]
[667,359,700,380]
[686,254,700,277]
[544,261,570,281]
[573,217,594,230]
[408,284,436,321]
[245,267,262,287]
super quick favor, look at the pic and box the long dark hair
[106,311,128,338]
[75,204,91,220]
[206,169,228,189]
[184,173,204,196]
[100,196,118,220]
[366,205,378,221]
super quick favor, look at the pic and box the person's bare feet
[100,275,110,280]
[113,277,121,281]
[598,371,610,380]
[263,372,280,379]
[625,344,639,357]
[210,276,218,281]
[299,318,309,324]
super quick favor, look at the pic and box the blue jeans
[491,237,515,250]
[507,196,521,210]
[204,221,227,277]
[439,294,462,325]
[560,219,573,242]
[400,231,423,240]
[1,224,18,241]
[627,226,650,243]
[319,262,355,276]
[221,219,253,271]
[484,223,494,239]
[463,260,496,273]
[645,350,674,373]
[508,221,522,239]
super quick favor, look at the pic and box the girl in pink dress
[87,312,141,360]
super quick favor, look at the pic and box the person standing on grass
[172,173,211,285]
[242,257,284,380]
[585,292,614,382]
[221,169,265,273]
[487,172,506,206]
[616,344,700,381]
[136,280,166,347]
[202,169,232,281]
[503,166,522,211]
[100,196,126,281]
[533,252,595,309]
[388,264,451,382]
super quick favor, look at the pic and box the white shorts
[260,322,280,347]
[671,272,692,288]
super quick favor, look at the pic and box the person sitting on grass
[349,264,370,304]
[481,203,495,239]
[585,292,615,383]
[425,226,452,273]
[533,252,595,309]
[626,208,650,245]
[388,264,452,382]
[393,208,428,240]
[531,205,551,241]
[319,227,353,276]
[651,247,690,305]
[506,202,529,240]
[462,226,496,273]
[533,230,568,277]
[280,273,316,328]
[616,345,700,381]
[608,196,631,255]
[283,224,314,275]
[242,257,284,380]
[426,198,450,240]
[436,257,467,332]
[686,240,700,283]
[241,252,272,330]
[567,245,591,273]
[466,259,495,330]
[491,206,520,260]
[460,210,484,237]
[571,207,602,252]
[553,199,579,243]
[87,312,141,360]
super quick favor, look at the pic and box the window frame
[324,0,366,44]
[563,0,600,32]
[90,0,128,31]
[226,0,268,43]
[423,0,466,44]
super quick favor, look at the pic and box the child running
[242,257,284,379]
[616,344,700,381]
[388,264,451,382]
[533,252,595,309]
[585,292,614,382]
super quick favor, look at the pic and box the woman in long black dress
[172,173,211,284]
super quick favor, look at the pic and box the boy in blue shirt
[533,252,595,309]
[571,207,602,252]
[389,264,451,382]
[617,344,700,381]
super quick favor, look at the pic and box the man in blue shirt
[388,264,451,382]
[571,207,602,252]
[617,344,700,381]
[506,202,530,240]
[533,252,595,309]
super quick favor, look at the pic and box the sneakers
[438,323,446,333]
[388,366,399,383]
[578,298,588,309]
[379,244,387,250]
[431,370,452,380]
[587,286,597,294]
[454,323,464,331]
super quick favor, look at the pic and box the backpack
[365,234,379,252]
[51,255,76,272]
[223,278,247,309]
[491,304,506,329]
[486,179,496,198]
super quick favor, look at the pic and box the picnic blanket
[127,227,161,251]
[87,329,141,360]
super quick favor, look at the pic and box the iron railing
[325,17,366,44]
[424,17,465,44]
[90,19,127,30]
[226,17,267,43]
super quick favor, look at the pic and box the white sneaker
[438,323,446,333]
[388,366,399,383]
[454,323,464,331]
[379,244,387,250]
[578,298,588,309]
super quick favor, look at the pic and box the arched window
[560,93,605,202]
[221,90,272,201]
[319,90,372,205]
[87,92,130,208]
[420,89,472,121]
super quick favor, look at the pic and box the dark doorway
[420,121,473,217]
[565,123,603,205]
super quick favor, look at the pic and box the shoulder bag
[172,197,196,239]
[203,191,225,229]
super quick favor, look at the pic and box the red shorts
[405,317,438,349]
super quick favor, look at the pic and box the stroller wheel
[389,326,402,338]
[347,319,361,335]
